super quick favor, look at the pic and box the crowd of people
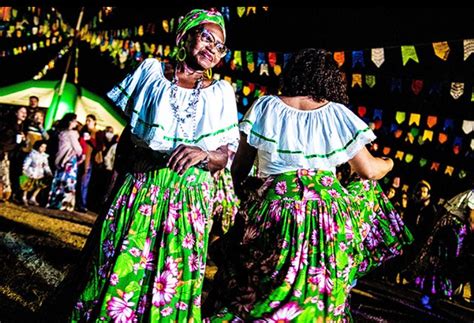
[0,98,119,213]
[1,7,472,322]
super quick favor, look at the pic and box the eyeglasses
[198,28,228,57]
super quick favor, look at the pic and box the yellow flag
[237,7,246,17]
[243,86,251,96]
[432,41,450,60]
[422,130,433,142]
[395,151,405,160]
[445,165,454,176]
[162,20,169,33]
[395,111,406,124]
[274,65,282,76]
[351,74,362,88]
[408,113,421,126]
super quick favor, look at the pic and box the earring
[176,46,186,62]
[204,68,213,80]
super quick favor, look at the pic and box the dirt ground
[0,201,473,322]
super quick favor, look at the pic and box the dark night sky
[1,7,473,96]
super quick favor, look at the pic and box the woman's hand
[167,145,208,175]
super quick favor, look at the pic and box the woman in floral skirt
[71,8,239,322]
[208,48,412,322]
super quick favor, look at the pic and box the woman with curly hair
[208,48,412,321]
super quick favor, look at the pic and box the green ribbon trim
[248,127,372,159]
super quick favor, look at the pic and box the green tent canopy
[0,80,126,133]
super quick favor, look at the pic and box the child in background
[20,140,52,206]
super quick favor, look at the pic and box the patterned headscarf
[175,8,226,45]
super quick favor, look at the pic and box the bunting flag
[162,20,169,33]
[394,129,403,138]
[443,118,454,131]
[419,158,428,167]
[246,7,257,15]
[401,45,419,65]
[438,132,448,144]
[422,130,433,142]
[371,48,385,67]
[450,82,464,99]
[246,51,255,73]
[429,82,442,96]
[426,115,437,128]
[257,52,265,66]
[411,79,423,95]
[471,87,474,102]
[405,154,414,163]
[333,51,345,67]
[242,85,251,96]
[268,52,277,67]
[365,75,376,88]
[402,184,410,192]
[259,63,269,76]
[283,53,292,68]
[431,162,440,171]
[232,50,243,70]
[462,120,474,134]
[391,78,402,92]
[453,136,462,148]
[373,119,383,130]
[408,113,421,126]
[220,7,230,20]
[352,50,365,68]
[373,109,383,120]
[464,39,474,60]
[471,138,474,150]
[224,50,232,63]
[432,41,450,60]
[274,64,282,76]
[395,150,405,160]
[459,170,467,179]
[357,106,367,117]
[395,111,406,124]
[351,74,363,88]
[383,147,391,155]
[410,127,420,138]
[236,7,246,17]
[445,165,454,176]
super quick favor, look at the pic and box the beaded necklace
[169,69,204,139]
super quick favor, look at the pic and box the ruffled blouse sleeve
[107,58,159,117]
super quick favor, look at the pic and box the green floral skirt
[71,167,216,322]
[208,169,412,322]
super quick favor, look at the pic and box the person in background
[47,113,83,212]
[76,114,98,213]
[27,95,40,118]
[23,110,49,153]
[8,106,28,203]
[19,140,52,206]
[407,188,474,309]
[0,107,27,202]
[88,126,117,212]
[404,180,438,264]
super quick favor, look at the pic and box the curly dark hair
[280,48,349,105]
